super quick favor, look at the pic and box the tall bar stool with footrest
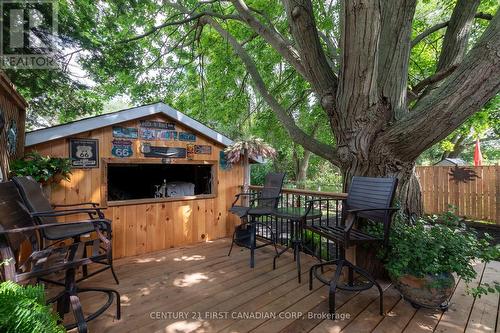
[307,177,398,316]
[0,181,120,333]
[228,172,285,268]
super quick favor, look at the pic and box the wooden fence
[416,166,499,224]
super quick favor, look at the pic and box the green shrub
[0,280,65,333]
[366,211,500,297]
[10,152,72,183]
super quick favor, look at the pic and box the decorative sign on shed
[69,138,99,168]
[140,120,175,130]
[195,145,212,155]
[142,145,187,158]
[113,126,138,139]
[112,140,133,158]
[139,128,178,141]
[187,144,195,159]
[179,132,196,142]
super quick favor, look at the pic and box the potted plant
[379,212,500,309]
[224,136,276,195]
[9,152,72,185]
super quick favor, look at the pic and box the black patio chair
[307,176,398,316]
[12,176,119,285]
[0,181,120,333]
[228,172,286,268]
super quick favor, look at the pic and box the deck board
[60,239,499,333]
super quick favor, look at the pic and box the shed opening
[107,163,214,202]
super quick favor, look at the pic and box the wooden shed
[25,103,244,259]
[0,71,27,181]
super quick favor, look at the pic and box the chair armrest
[249,195,281,206]
[52,202,100,208]
[346,207,399,214]
[343,207,399,242]
[232,192,260,207]
[30,208,104,218]
[0,219,110,235]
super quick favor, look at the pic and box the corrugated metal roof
[25,102,234,147]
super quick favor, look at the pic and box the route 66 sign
[69,139,99,168]
[112,140,133,158]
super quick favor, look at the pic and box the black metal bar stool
[228,172,286,268]
[307,177,399,316]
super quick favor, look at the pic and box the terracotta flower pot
[394,273,455,310]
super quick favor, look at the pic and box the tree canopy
[7,0,500,208]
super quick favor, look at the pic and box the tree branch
[118,11,241,44]
[408,65,458,102]
[382,11,500,161]
[436,0,481,71]
[200,16,340,165]
[282,0,338,112]
[230,0,307,79]
[411,12,493,48]
[377,0,417,119]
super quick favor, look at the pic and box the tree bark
[296,149,312,189]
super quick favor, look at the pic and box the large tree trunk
[296,149,312,189]
[342,157,423,217]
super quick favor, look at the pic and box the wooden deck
[69,239,499,333]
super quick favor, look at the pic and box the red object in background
[474,139,483,166]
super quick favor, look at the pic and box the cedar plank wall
[0,72,27,180]
[28,113,243,259]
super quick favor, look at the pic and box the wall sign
[219,150,230,170]
[140,120,175,130]
[161,131,178,140]
[195,145,212,155]
[140,142,151,153]
[143,146,187,158]
[179,132,196,142]
[112,140,133,158]
[140,128,178,141]
[69,139,99,168]
[6,120,17,156]
[113,126,138,139]
[187,144,195,160]
[140,128,157,140]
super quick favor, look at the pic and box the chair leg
[295,241,301,283]
[110,263,120,285]
[309,265,315,290]
[271,230,279,256]
[70,294,88,333]
[329,260,345,315]
[250,228,255,269]
[344,261,385,316]
[228,230,236,257]
[82,245,88,279]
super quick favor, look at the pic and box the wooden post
[242,148,250,206]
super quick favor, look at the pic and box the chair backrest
[257,172,286,208]
[12,176,57,226]
[0,181,39,271]
[345,176,398,223]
